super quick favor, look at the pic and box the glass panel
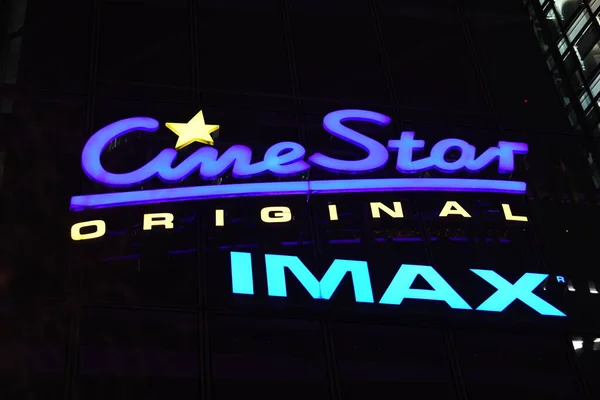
[76,205,199,307]
[575,23,600,75]
[456,331,580,399]
[555,0,583,23]
[0,307,67,400]
[17,0,91,93]
[334,323,456,399]
[289,0,387,102]
[0,151,4,187]
[578,20,600,52]
[571,335,600,398]
[558,37,570,55]
[97,0,191,88]
[75,309,198,400]
[582,42,600,75]
[546,7,563,40]
[466,1,570,131]
[209,316,330,400]
[591,71,600,97]
[563,51,587,90]
[526,134,574,198]
[378,0,484,111]
[534,201,600,276]
[197,0,291,94]
[567,9,590,41]
[580,89,592,109]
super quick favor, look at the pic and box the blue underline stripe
[70,178,527,211]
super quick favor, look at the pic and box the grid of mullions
[2,0,600,399]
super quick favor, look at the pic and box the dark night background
[0,0,599,399]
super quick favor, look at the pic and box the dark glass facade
[1,0,600,399]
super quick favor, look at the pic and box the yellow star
[165,110,220,149]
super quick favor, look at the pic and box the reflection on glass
[556,0,584,24]
[573,335,600,352]
[571,334,600,397]
[546,8,563,40]
[567,8,590,41]
[579,90,591,109]
[558,37,569,55]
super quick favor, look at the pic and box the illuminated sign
[230,252,566,317]
[69,201,528,240]
[70,109,528,211]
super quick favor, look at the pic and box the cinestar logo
[230,252,566,317]
[70,109,528,211]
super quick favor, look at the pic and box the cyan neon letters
[471,269,566,317]
[81,109,528,188]
[264,254,374,303]
[230,252,255,295]
[230,252,566,317]
[379,264,471,309]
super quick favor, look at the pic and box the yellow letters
[143,213,174,230]
[71,220,106,241]
[215,209,225,226]
[328,204,339,221]
[261,206,292,223]
[439,201,471,218]
[501,204,528,222]
[370,202,404,219]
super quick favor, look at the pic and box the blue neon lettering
[387,132,528,174]
[261,142,310,176]
[82,118,311,187]
[386,131,427,172]
[308,109,391,173]
[264,254,374,303]
[71,178,528,211]
[160,145,258,182]
[430,138,476,173]
[379,264,472,309]
[80,109,528,190]
[82,117,161,187]
[471,269,566,317]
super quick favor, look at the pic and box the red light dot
[524,99,528,103]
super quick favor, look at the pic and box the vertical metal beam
[190,0,201,109]
[442,328,469,400]
[190,2,210,399]
[368,0,406,169]
[563,335,593,400]
[280,1,341,399]
[280,0,306,146]
[196,210,210,400]
[368,0,399,109]
[368,1,436,271]
[455,0,498,117]
[64,0,102,398]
